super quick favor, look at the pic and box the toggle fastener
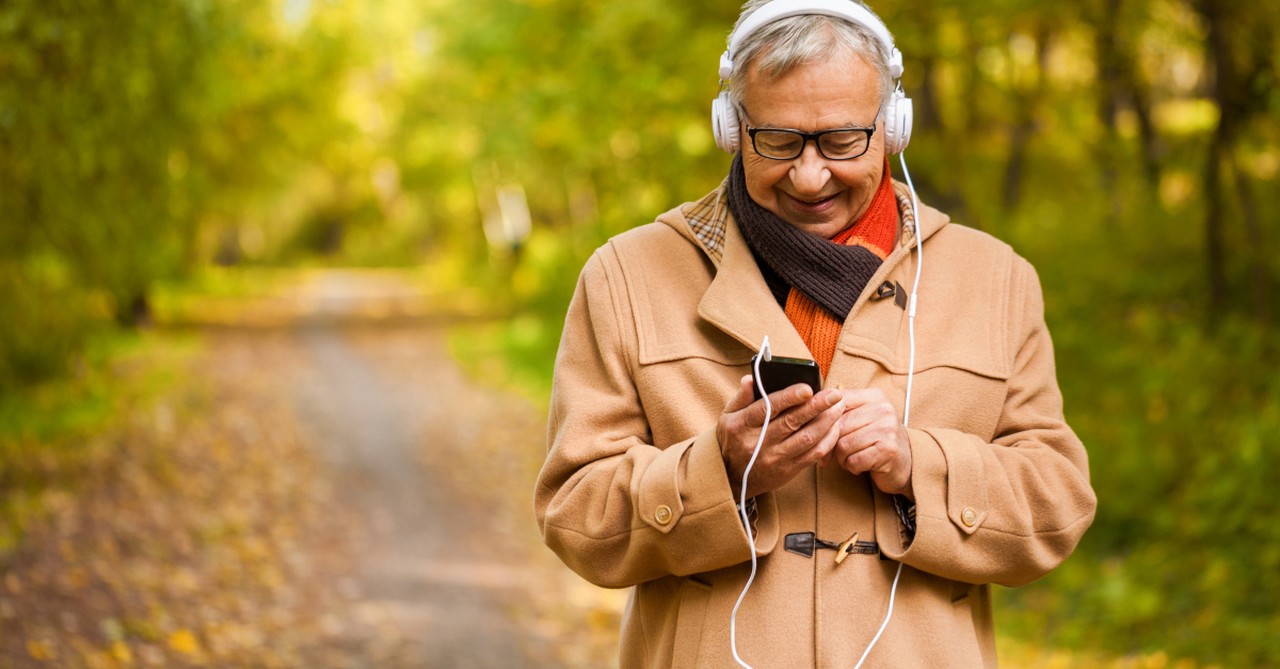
[834,533,859,565]
[784,532,880,561]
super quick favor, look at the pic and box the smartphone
[751,354,823,401]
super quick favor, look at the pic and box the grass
[0,329,198,556]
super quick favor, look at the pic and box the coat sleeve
[534,246,778,589]
[875,257,1097,587]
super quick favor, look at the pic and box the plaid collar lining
[681,180,730,265]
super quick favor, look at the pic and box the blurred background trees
[0,0,356,382]
[1,0,1276,664]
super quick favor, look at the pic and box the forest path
[0,269,623,668]
[263,269,620,667]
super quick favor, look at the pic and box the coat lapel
[698,212,812,360]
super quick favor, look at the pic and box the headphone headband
[719,0,901,81]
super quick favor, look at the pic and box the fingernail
[826,391,841,407]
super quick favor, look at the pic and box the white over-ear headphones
[711,0,913,156]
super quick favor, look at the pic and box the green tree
[0,0,358,390]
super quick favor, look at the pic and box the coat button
[961,507,978,527]
[655,505,673,526]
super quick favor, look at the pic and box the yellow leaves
[167,628,200,656]
[26,638,57,661]
[1159,170,1197,209]
[108,640,133,665]
[67,637,144,669]
[0,337,349,668]
[997,636,1214,669]
[1153,98,1220,137]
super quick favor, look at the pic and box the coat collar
[701,207,812,358]
[657,179,951,357]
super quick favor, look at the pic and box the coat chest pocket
[634,343,752,449]
[836,339,1010,442]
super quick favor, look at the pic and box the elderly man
[535,1,1096,666]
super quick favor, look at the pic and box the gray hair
[727,0,895,114]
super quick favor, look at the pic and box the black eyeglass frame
[744,124,878,161]
[742,104,880,162]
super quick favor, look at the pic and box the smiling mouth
[792,193,838,206]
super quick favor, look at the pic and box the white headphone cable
[851,150,924,669]
[730,336,773,669]
[898,150,923,429]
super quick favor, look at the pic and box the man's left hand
[831,388,913,498]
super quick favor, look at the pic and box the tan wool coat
[535,183,1097,668]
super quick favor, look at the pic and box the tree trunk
[1125,67,1162,190]
[1197,0,1233,318]
[1232,160,1270,326]
[917,54,944,134]
[1093,0,1162,212]
[1092,0,1124,220]
[1202,138,1228,317]
[1001,24,1052,212]
[116,291,153,328]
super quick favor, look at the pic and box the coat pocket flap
[838,337,1010,380]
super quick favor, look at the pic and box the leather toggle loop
[871,281,908,310]
[872,281,896,301]
[784,532,879,559]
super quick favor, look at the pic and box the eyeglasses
[745,124,877,161]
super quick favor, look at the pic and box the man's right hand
[717,375,845,500]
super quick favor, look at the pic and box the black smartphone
[750,354,822,400]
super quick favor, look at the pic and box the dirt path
[290,325,555,667]
[0,270,623,668]
[263,270,622,667]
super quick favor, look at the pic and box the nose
[787,142,831,196]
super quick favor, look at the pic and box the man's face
[740,51,885,240]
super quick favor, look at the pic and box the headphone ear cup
[711,91,740,154]
[883,90,913,155]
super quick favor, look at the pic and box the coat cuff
[638,427,779,556]
[877,427,944,559]
[877,427,991,563]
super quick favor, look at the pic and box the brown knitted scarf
[729,154,898,376]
